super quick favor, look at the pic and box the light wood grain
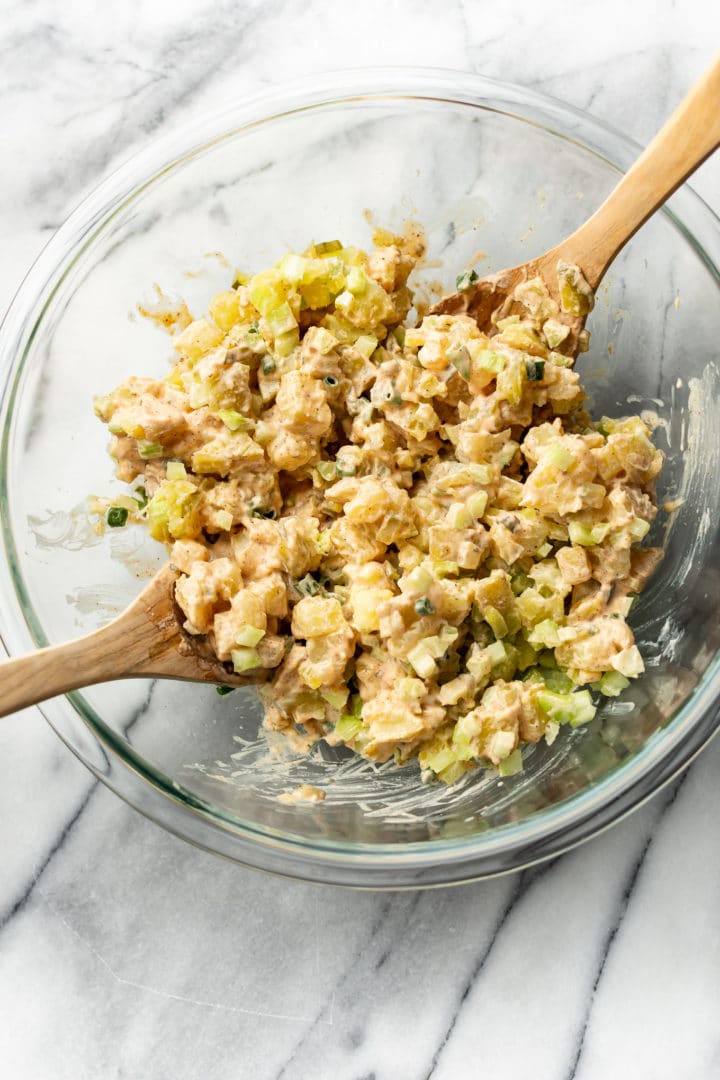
[434,53,720,347]
[0,564,249,718]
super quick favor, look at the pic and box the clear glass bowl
[1,69,719,888]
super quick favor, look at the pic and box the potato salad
[95,231,663,783]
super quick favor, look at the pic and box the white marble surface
[1,3,720,1078]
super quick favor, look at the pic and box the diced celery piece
[147,479,201,542]
[335,713,363,741]
[277,253,309,285]
[536,688,596,727]
[484,606,508,639]
[217,409,250,431]
[446,502,472,529]
[321,688,349,710]
[511,570,532,596]
[537,542,552,558]
[231,647,261,673]
[545,443,575,470]
[629,517,651,541]
[354,334,378,360]
[439,625,459,646]
[407,644,438,679]
[514,638,538,671]
[235,626,265,648]
[467,464,494,484]
[568,521,610,547]
[475,349,506,373]
[420,742,459,775]
[544,721,560,745]
[468,492,488,520]
[405,565,433,594]
[334,289,353,311]
[267,302,298,336]
[317,461,339,481]
[398,677,426,700]
[541,669,574,694]
[528,618,561,648]
[138,440,164,460]
[485,640,507,666]
[543,318,570,349]
[248,270,287,317]
[421,636,445,660]
[166,461,186,481]
[346,266,368,294]
[498,748,524,776]
[434,561,459,578]
[597,670,630,697]
[274,329,299,357]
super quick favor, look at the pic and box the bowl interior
[2,83,720,875]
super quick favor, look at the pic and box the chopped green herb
[414,597,435,616]
[456,269,479,291]
[107,506,129,528]
[526,359,545,381]
[295,574,323,597]
[261,357,276,375]
[216,685,236,696]
[132,486,148,509]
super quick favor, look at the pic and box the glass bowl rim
[1,66,719,886]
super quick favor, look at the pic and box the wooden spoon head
[431,250,590,358]
[121,563,260,689]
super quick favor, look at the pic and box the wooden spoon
[0,564,252,718]
[433,54,720,351]
[1,58,719,719]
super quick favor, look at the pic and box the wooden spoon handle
[0,627,131,718]
[559,52,720,288]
